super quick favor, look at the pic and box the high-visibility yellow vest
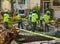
[31,13,38,22]
[34,13,38,19]
[16,15,21,20]
[43,14,50,23]
[4,13,9,22]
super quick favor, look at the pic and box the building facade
[1,0,11,11]
[28,0,40,9]
[0,0,60,18]
[41,0,60,18]
[13,0,40,16]
[0,0,40,16]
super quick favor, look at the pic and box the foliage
[55,18,60,23]
[55,18,60,27]
[17,0,22,2]
[32,4,39,11]
[9,0,21,2]
[29,4,40,13]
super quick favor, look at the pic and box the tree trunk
[0,0,1,10]
[11,0,14,12]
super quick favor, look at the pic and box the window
[44,2,50,13]
[13,0,16,3]
[53,0,60,6]
[19,10,24,14]
[18,0,25,4]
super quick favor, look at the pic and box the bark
[11,0,14,12]
[0,0,1,10]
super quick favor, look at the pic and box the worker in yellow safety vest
[3,12,10,29]
[31,10,38,32]
[43,11,51,32]
[16,14,23,29]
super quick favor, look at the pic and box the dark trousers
[45,23,49,32]
[40,20,43,27]
[4,22,9,29]
[18,21,23,29]
[32,22,36,32]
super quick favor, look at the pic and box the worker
[3,12,10,29]
[43,11,51,32]
[31,10,38,32]
[40,15,43,27]
[28,12,32,22]
[16,14,23,29]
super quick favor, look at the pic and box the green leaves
[17,0,22,2]
[29,4,40,13]
[32,4,39,11]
